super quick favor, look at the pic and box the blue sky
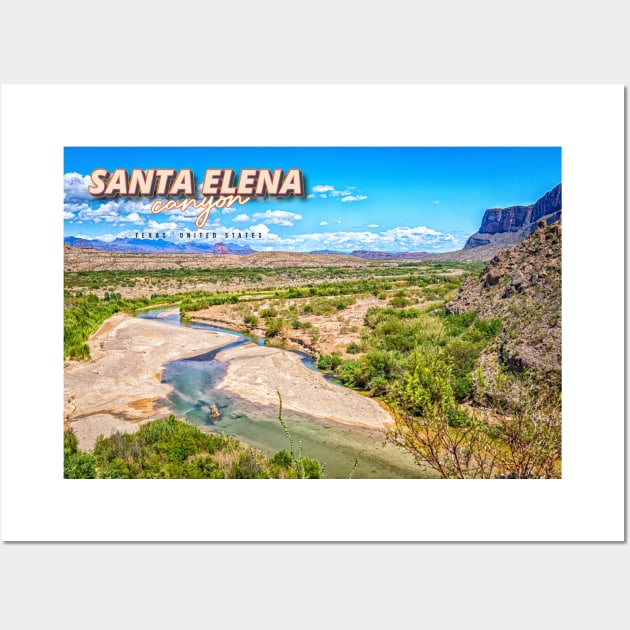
[64,147,561,253]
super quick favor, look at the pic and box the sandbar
[215,344,395,430]
[64,314,233,450]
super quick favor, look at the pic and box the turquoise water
[137,308,430,478]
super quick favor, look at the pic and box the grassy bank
[64,414,324,479]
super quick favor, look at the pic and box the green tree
[387,350,495,479]
[388,351,561,479]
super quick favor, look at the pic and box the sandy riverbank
[64,314,233,450]
[215,344,395,430]
[189,295,383,359]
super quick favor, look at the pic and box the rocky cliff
[447,220,561,381]
[464,184,562,249]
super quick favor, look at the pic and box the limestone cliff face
[464,184,562,249]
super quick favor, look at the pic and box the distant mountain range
[350,250,429,260]
[311,249,429,259]
[64,236,432,259]
[63,237,257,255]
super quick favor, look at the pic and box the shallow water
[137,307,430,478]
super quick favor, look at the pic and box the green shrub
[301,458,323,479]
[346,342,361,354]
[64,453,97,478]
[265,317,285,337]
[332,296,356,311]
[271,450,293,467]
[306,298,335,316]
[318,352,342,371]
[99,456,131,479]
[318,355,333,370]
[184,456,224,479]
[390,296,411,308]
[339,359,363,386]
[63,428,97,478]
[229,451,271,479]
[89,415,315,479]
[64,429,78,456]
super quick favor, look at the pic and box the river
[136,307,430,479]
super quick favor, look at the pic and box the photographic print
[63,146,562,480]
[3,84,622,541]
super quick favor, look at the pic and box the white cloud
[148,220,178,231]
[101,227,175,241]
[167,213,204,224]
[96,233,118,242]
[64,202,91,215]
[340,195,367,203]
[219,199,253,214]
[310,184,356,200]
[64,172,94,203]
[63,211,75,220]
[367,223,379,228]
[68,199,154,225]
[251,210,303,227]
[238,224,461,253]
[120,212,143,224]
[319,220,328,226]
[248,223,277,240]
[233,214,251,222]
[170,206,205,218]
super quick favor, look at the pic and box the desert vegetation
[64,261,476,360]
[64,413,324,479]
[64,232,561,479]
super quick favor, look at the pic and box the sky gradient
[64,147,561,253]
